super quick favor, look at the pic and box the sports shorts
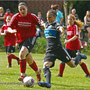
[18,37,37,53]
[6,45,15,53]
[44,46,72,68]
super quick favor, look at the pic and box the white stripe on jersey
[62,47,72,60]
[75,25,79,36]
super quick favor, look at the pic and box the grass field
[0,52,90,90]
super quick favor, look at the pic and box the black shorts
[6,45,15,53]
[44,46,71,68]
[66,48,80,58]
[18,37,37,53]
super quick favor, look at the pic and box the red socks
[19,59,26,73]
[7,54,19,66]
[59,63,65,76]
[10,54,18,59]
[7,55,12,66]
[29,60,38,72]
[80,62,90,75]
[59,62,89,76]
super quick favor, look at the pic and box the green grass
[0,52,90,90]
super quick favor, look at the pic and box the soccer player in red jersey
[7,2,42,82]
[58,14,90,78]
[1,15,19,68]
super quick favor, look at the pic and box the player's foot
[85,74,90,78]
[17,58,20,65]
[57,74,63,77]
[78,53,87,59]
[18,74,27,81]
[7,65,12,68]
[36,69,41,82]
[38,81,51,88]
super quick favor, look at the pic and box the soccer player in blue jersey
[37,9,87,88]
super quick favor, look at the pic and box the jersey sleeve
[9,14,18,29]
[74,25,79,36]
[31,14,39,25]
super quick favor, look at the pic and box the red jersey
[66,24,81,50]
[1,24,16,46]
[9,12,39,43]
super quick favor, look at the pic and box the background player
[1,15,19,68]
[58,14,90,78]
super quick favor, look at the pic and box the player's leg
[38,53,56,88]
[26,53,41,82]
[57,61,65,77]
[79,61,90,77]
[38,61,52,88]
[7,46,19,67]
[18,46,28,81]
[66,52,87,67]
[59,47,87,67]
[7,52,12,68]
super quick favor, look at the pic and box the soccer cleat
[85,74,90,78]
[38,81,51,88]
[57,74,63,77]
[18,74,27,81]
[36,69,41,82]
[77,53,87,59]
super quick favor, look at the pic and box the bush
[81,42,90,55]
[32,37,47,53]
[0,36,5,52]
[0,36,90,55]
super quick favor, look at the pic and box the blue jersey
[56,10,63,23]
[44,21,62,53]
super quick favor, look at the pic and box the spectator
[0,7,4,28]
[37,12,45,37]
[37,12,44,24]
[51,4,64,25]
[71,8,79,20]
[84,10,90,42]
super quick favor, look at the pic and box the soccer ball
[23,76,35,87]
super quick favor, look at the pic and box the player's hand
[59,27,64,33]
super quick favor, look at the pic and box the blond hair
[68,14,84,30]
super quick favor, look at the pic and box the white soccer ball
[23,76,35,87]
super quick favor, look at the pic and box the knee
[19,50,26,59]
[69,65,75,68]
[7,53,11,56]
